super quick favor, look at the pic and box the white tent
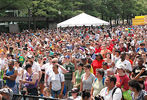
[57,13,109,27]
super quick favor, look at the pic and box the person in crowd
[126,53,133,66]
[81,91,91,100]
[20,64,39,96]
[0,52,7,89]
[131,57,147,89]
[112,50,120,65]
[27,55,42,83]
[38,57,46,96]
[0,87,13,100]
[3,60,17,94]
[67,88,81,100]
[80,64,95,93]
[99,75,122,100]
[14,60,23,94]
[106,68,114,76]
[100,44,111,58]
[63,55,75,91]
[129,79,147,100]
[115,64,131,100]
[48,64,65,98]
[91,69,105,99]
[73,62,85,89]
[45,58,68,88]
[91,53,104,75]
[115,52,132,75]
[136,43,146,53]
[104,53,113,68]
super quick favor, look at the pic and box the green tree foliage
[0,0,30,10]
[0,0,146,22]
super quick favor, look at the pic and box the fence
[13,94,59,100]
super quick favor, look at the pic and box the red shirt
[115,74,130,90]
[92,59,104,75]
[107,44,114,52]
[95,47,101,53]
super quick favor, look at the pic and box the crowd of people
[0,25,146,100]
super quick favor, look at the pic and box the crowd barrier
[13,94,59,100]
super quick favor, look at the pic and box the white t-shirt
[0,58,6,71]
[46,64,62,76]
[115,59,132,71]
[15,67,23,83]
[48,73,65,91]
[99,87,122,100]
[32,61,41,73]
[112,56,120,64]
[68,96,81,100]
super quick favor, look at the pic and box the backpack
[94,77,105,86]
[112,87,124,100]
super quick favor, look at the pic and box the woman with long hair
[129,80,147,100]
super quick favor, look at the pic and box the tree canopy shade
[57,13,109,27]
[0,0,30,10]
[0,0,146,25]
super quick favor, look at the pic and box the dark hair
[115,50,121,54]
[106,53,111,59]
[8,60,14,66]
[108,75,116,85]
[25,64,32,70]
[102,62,108,66]
[84,64,91,69]
[87,57,92,64]
[128,80,142,92]
[138,57,144,63]
[120,52,126,56]
[96,69,104,77]
[95,53,103,60]
[82,91,91,100]
[77,62,84,67]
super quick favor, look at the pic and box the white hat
[116,64,125,70]
[27,55,33,59]
[0,88,13,100]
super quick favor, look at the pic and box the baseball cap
[71,88,79,93]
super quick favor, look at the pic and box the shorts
[27,87,38,96]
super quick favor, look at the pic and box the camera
[94,95,104,100]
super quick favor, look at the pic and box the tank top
[6,68,15,88]
[25,72,38,89]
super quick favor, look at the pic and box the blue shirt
[6,68,15,88]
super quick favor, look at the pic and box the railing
[13,94,59,100]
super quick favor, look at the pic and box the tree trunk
[110,17,112,26]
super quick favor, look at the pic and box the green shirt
[63,62,75,80]
[74,70,85,88]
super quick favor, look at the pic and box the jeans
[51,89,61,98]
[0,80,3,89]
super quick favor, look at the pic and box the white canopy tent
[57,13,109,27]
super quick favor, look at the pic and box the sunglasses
[52,61,56,63]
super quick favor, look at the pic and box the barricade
[13,94,59,100]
